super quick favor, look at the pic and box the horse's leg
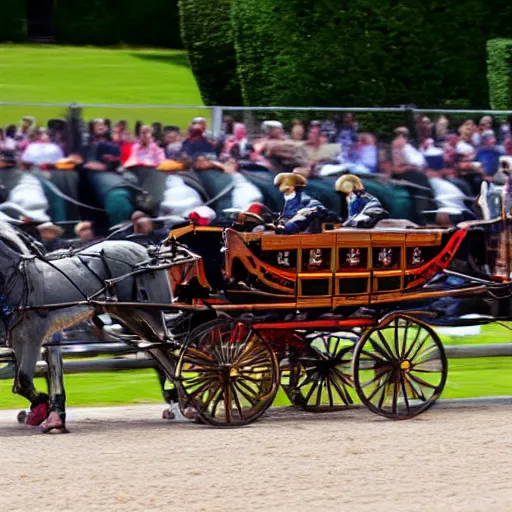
[156,368,182,420]
[11,330,50,426]
[41,337,67,433]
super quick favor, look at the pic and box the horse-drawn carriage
[1,171,511,431]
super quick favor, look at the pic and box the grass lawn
[1,323,512,410]
[0,44,208,129]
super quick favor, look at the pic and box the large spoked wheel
[283,332,355,412]
[352,315,447,420]
[176,318,280,427]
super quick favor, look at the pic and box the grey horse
[0,221,174,432]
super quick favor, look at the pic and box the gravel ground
[1,399,511,512]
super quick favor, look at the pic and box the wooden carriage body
[165,222,495,314]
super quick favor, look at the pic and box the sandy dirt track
[0,399,511,512]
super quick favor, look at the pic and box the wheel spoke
[235,344,270,367]
[331,366,353,388]
[181,374,218,388]
[408,372,438,390]
[361,365,392,390]
[366,370,393,403]
[401,319,409,359]
[326,377,335,407]
[391,379,400,415]
[199,386,222,413]
[377,330,396,359]
[237,373,272,385]
[359,348,387,365]
[408,333,431,363]
[413,345,440,365]
[233,381,259,407]
[403,325,423,360]
[404,373,427,401]
[315,377,324,407]
[400,378,411,415]
[210,388,224,417]
[184,347,216,366]
[330,373,352,405]
[297,370,320,390]
[393,318,401,359]
[304,378,320,404]
[369,335,394,361]
[377,379,390,409]
[185,378,218,399]
[331,336,342,358]
[231,383,245,420]
[223,384,233,423]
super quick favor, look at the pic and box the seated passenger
[335,174,389,228]
[273,172,336,234]
[123,124,167,214]
[83,140,135,227]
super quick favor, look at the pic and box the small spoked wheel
[352,315,447,419]
[283,332,355,412]
[176,318,279,427]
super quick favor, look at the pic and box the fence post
[405,104,418,144]
[66,102,83,154]
[211,106,223,138]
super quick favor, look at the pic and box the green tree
[487,39,512,110]
[179,0,242,105]
[53,0,181,48]
[231,0,504,109]
[0,0,27,42]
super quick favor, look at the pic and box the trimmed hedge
[54,0,181,48]
[231,0,496,110]
[179,0,242,105]
[487,39,512,111]
[0,0,27,42]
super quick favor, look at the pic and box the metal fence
[2,339,512,382]
[2,101,512,141]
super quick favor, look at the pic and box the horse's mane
[0,221,33,257]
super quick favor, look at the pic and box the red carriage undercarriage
[153,213,512,427]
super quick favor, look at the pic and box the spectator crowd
[1,111,512,243]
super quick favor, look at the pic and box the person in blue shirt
[476,131,503,178]
[181,123,215,158]
[335,174,389,228]
[273,172,334,234]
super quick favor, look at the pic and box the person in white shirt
[392,127,426,168]
[426,167,475,225]
[160,173,205,217]
[21,127,64,166]
[160,156,263,218]
[223,158,263,210]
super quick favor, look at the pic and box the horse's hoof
[162,409,175,420]
[17,410,27,424]
[26,403,49,426]
[41,411,65,434]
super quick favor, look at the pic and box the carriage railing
[457,212,512,282]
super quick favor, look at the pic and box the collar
[284,191,297,201]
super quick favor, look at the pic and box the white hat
[261,120,283,133]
